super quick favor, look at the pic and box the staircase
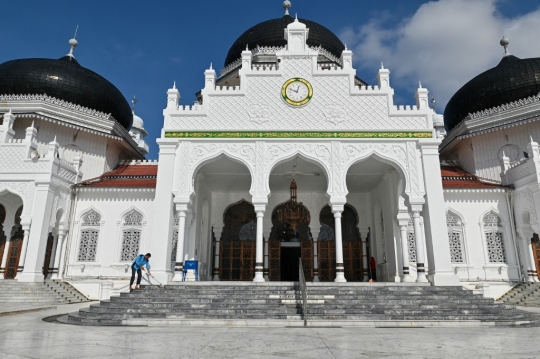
[66,282,538,327]
[499,282,540,306]
[0,280,89,305]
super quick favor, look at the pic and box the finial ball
[283,0,291,10]
[69,38,79,48]
[500,36,510,47]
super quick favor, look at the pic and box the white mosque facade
[1,5,540,300]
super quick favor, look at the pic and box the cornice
[444,188,509,193]
[164,131,433,139]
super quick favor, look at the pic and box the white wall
[65,189,156,280]
[443,190,520,282]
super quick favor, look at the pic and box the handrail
[299,257,307,327]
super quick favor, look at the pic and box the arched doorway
[219,200,256,281]
[319,204,363,281]
[5,206,23,279]
[268,181,312,281]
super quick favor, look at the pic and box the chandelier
[277,180,310,230]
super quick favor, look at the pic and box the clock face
[282,78,313,106]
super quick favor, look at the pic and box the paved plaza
[0,303,538,359]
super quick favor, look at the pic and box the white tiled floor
[0,303,539,358]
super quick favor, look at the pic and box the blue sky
[2,0,540,159]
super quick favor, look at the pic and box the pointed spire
[531,135,536,144]
[344,44,348,51]
[381,62,384,69]
[283,0,291,16]
[502,150,507,158]
[210,62,213,70]
[30,121,35,128]
[7,108,11,115]
[500,36,511,57]
[173,81,176,89]
[295,13,298,21]
[66,25,79,58]
[131,95,137,111]
[246,44,249,51]
[53,135,57,142]
[419,81,423,89]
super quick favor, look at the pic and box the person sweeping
[130,253,151,292]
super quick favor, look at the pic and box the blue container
[182,260,199,281]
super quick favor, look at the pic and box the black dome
[225,15,345,67]
[0,56,133,129]
[444,55,540,132]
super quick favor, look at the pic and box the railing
[299,257,308,327]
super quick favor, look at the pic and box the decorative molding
[165,131,433,139]
[0,182,35,218]
[324,105,347,127]
[248,104,271,125]
[0,93,112,119]
[466,93,540,121]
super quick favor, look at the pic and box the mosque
[1,1,540,301]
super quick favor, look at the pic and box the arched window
[483,211,506,263]
[446,211,465,263]
[78,209,101,261]
[120,209,143,262]
[407,214,417,263]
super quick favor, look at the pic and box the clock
[282,78,313,106]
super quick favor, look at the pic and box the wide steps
[65,283,539,326]
[0,280,89,306]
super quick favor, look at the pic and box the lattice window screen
[121,229,141,261]
[78,229,99,261]
[446,212,464,263]
[407,213,416,263]
[171,228,178,272]
[124,210,143,226]
[483,212,506,263]
[82,210,101,226]
[486,231,506,263]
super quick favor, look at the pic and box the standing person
[130,253,152,292]
[369,256,377,282]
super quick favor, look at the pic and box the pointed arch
[480,208,507,263]
[265,150,331,195]
[343,150,410,198]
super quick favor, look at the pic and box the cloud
[342,0,540,110]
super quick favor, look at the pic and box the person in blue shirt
[130,253,151,292]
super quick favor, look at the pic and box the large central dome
[224,15,346,67]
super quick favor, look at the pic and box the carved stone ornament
[324,105,347,126]
[248,104,271,125]
[0,182,35,218]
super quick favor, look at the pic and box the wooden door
[42,233,55,278]
[219,241,255,281]
[0,236,5,268]
[532,239,540,279]
[5,237,23,279]
[301,241,313,281]
[268,240,281,281]
[343,241,363,281]
[317,240,336,281]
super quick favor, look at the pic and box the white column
[56,229,69,279]
[312,230,320,282]
[18,183,56,282]
[526,236,539,282]
[263,227,271,281]
[213,227,222,281]
[253,206,265,282]
[50,227,67,280]
[15,220,32,280]
[419,142,460,286]
[400,224,414,282]
[333,205,346,282]
[172,208,187,282]
[412,211,428,283]
[149,140,178,283]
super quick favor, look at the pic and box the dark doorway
[281,247,301,281]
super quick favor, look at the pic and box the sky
[1,0,540,159]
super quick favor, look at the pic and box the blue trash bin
[183,260,199,281]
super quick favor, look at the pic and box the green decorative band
[164,131,433,139]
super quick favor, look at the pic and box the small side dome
[0,39,133,129]
[132,112,144,130]
[444,39,540,132]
